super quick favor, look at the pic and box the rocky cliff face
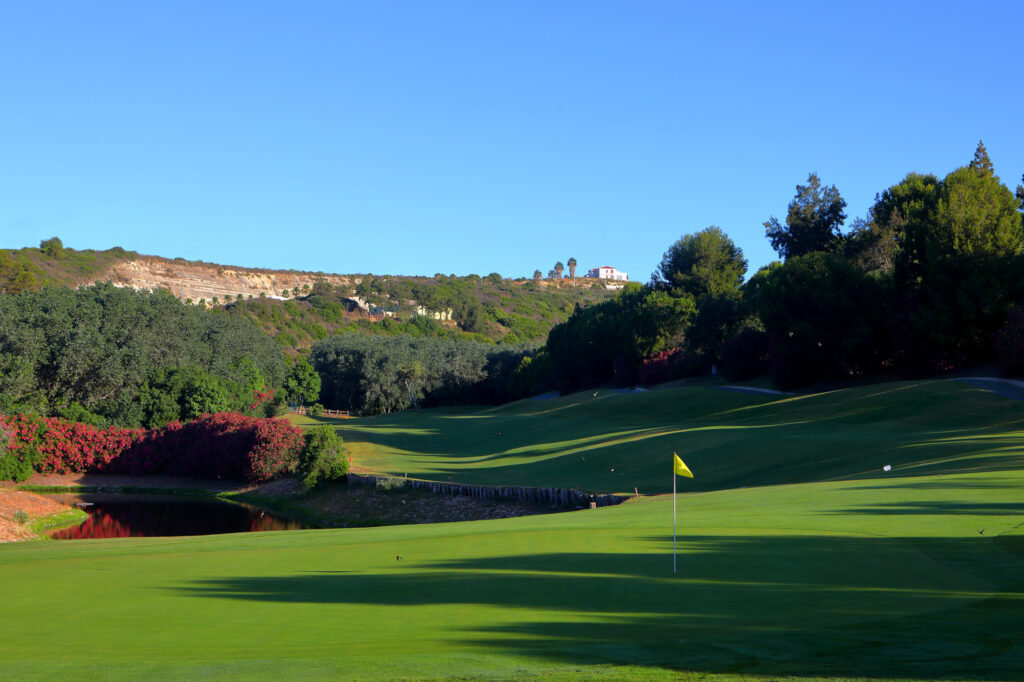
[105,257,353,304]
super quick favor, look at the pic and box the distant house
[585,266,628,281]
[414,305,454,321]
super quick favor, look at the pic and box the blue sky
[2,1,1021,281]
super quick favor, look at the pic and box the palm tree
[567,257,577,284]
[547,269,556,280]
[533,269,543,283]
[554,261,564,280]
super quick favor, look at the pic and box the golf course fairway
[2,380,1022,680]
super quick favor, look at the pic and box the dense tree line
[538,142,1024,391]
[0,283,291,426]
[309,334,528,415]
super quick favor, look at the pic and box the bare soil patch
[0,483,75,543]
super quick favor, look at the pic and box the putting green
[2,380,1023,679]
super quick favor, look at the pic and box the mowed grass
[1,380,1022,680]
[305,379,1024,494]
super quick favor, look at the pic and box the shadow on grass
[175,533,1024,678]
[337,381,1024,495]
[833,501,1024,516]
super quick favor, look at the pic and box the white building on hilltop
[585,266,628,281]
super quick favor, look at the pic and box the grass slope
[316,379,1024,495]
[1,380,1022,680]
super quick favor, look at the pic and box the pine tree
[763,173,847,259]
[969,140,994,176]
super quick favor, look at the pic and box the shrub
[13,510,28,525]
[375,476,405,491]
[0,414,48,482]
[995,306,1024,377]
[720,329,771,381]
[0,412,303,483]
[640,348,682,386]
[298,424,348,489]
[307,403,325,417]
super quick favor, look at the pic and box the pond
[44,493,313,539]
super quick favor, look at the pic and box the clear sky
[2,1,1022,282]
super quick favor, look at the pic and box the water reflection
[46,494,311,539]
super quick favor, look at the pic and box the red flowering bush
[640,348,683,386]
[0,412,302,483]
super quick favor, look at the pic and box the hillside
[0,243,618,350]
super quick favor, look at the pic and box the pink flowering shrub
[640,348,683,386]
[0,412,302,483]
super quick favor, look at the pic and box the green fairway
[3,380,1023,679]
[314,380,1024,495]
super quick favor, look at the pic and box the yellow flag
[673,453,693,478]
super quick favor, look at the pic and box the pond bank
[0,484,87,542]
[234,477,569,528]
[14,471,612,532]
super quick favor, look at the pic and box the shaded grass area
[1,470,1021,679]
[308,380,1024,494]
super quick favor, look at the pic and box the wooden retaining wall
[346,473,625,508]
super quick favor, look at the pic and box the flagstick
[673,465,677,574]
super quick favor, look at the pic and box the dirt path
[718,385,792,396]
[956,377,1024,401]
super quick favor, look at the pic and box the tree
[298,424,348,488]
[0,283,286,426]
[897,159,1023,371]
[179,371,232,420]
[653,226,747,298]
[284,358,321,406]
[969,140,994,176]
[933,164,1021,260]
[547,269,556,280]
[532,269,543,283]
[567,257,578,281]
[869,172,942,289]
[554,262,565,281]
[397,361,425,412]
[39,237,64,259]
[843,217,899,275]
[764,173,847,259]
[751,253,891,388]
[545,283,696,391]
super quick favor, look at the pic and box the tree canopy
[0,283,285,423]
[764,173,847,259]
[652,226,747,298]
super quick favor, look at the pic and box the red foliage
[640,348,683,386]
[250,387,275,412]
[0,412,302,483]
